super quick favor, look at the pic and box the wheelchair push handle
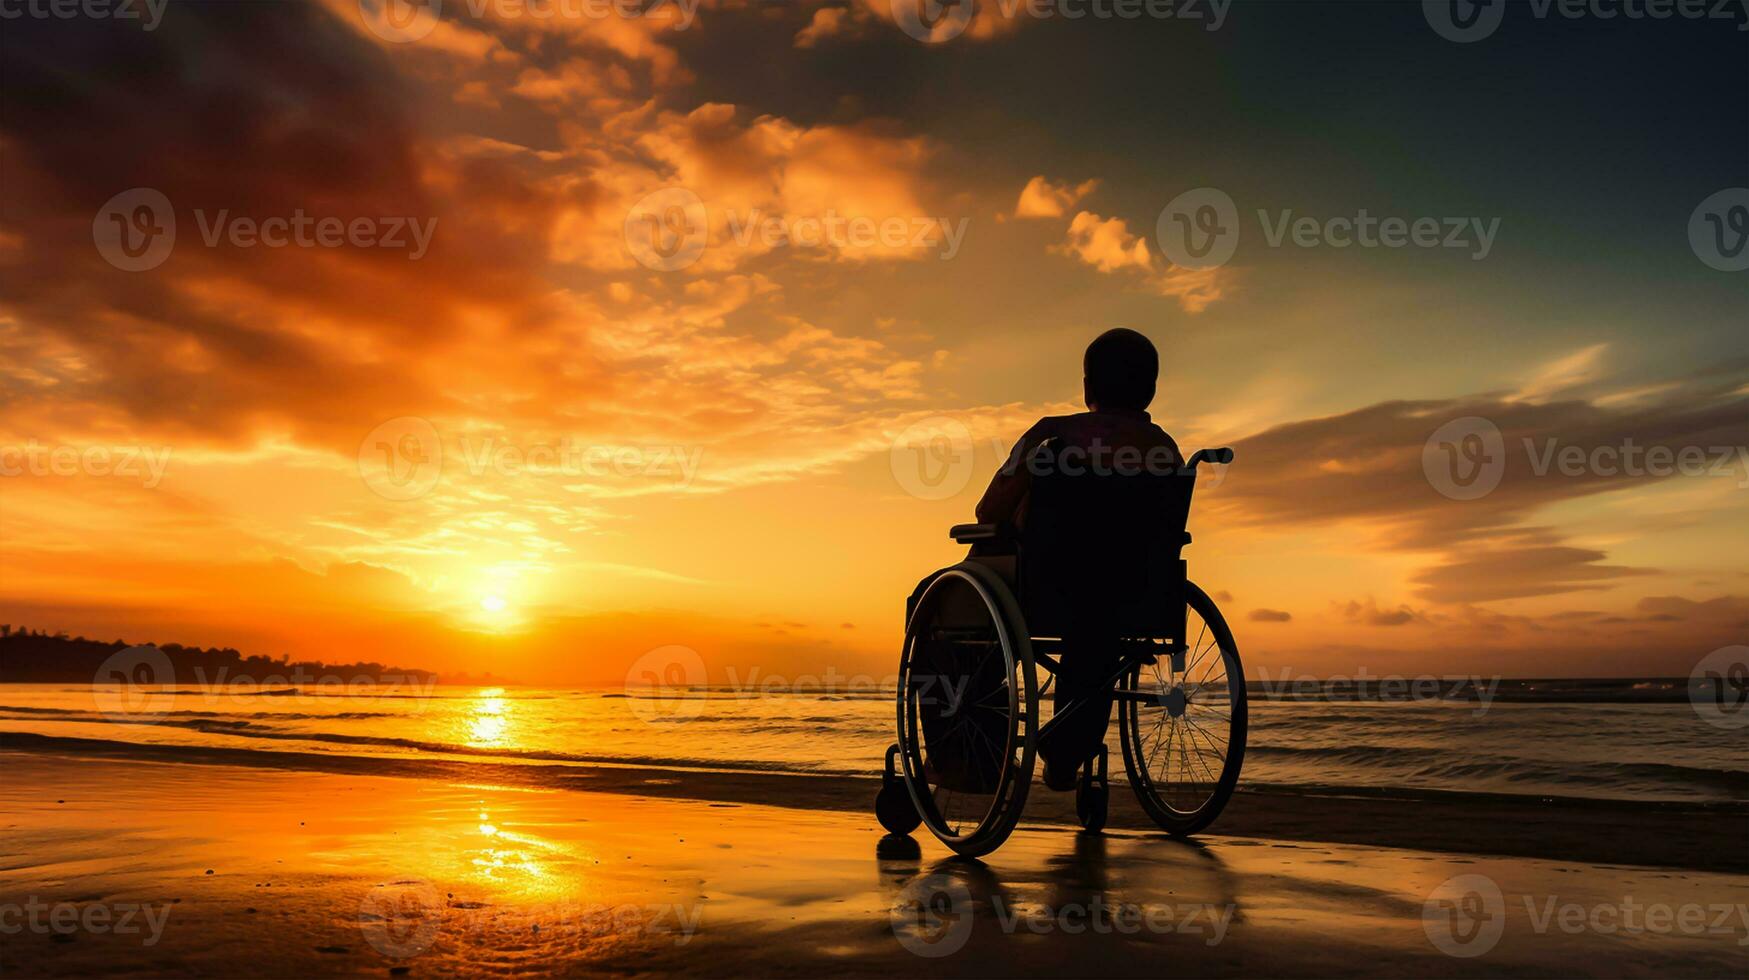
[1189,447,1235,469]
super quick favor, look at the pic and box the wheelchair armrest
[1188,447,1234,469]
[949,523,1014,546]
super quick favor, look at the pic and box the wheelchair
[875,445,1246,857]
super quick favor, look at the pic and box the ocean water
[0,683,1743,805]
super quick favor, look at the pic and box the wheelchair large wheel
[1117,581,1247,836]
[897,562,1038,857]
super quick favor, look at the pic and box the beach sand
[1,752,1745,977]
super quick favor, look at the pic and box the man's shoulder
[1022,412,1179,452]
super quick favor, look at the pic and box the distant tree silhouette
[0,627,439,685]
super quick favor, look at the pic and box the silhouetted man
[977,328,1182,790]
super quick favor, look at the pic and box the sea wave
[1245,743,1749,796]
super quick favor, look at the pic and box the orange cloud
[1015,176,1100,218]
[1060,211,1151,272]
[794,7,850,47]
[1055,210,1233,313]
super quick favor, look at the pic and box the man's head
[1083,328,1158,412]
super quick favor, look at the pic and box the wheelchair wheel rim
[1119,582,1247,827]
[896,564,1036,855]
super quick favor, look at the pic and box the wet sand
[1,753,1745,977]
[3,732,1743,873]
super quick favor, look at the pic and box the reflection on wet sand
[1,755,1744,978]
[888,831,1246,960]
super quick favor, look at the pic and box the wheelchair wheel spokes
[925,666,1010,834]
[897,564,1037,857]
[1119,582,1247,836]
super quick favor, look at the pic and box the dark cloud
[1337,598,1425,627]
[1209,373,1749,604]
[0,3,570,447]
[1249,608,1291,623]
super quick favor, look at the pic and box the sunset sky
[1,1,1745,684]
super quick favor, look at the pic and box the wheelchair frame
[875,448,1246,857]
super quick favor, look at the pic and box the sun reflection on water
[465,688,510,746]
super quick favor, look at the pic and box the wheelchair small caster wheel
[1076,746,1109,834]
[876,743,921,836]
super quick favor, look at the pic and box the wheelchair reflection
[883,833,1242,958]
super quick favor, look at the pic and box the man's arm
[974,422,1047,525]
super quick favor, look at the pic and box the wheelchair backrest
[1019,438,1195,641]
